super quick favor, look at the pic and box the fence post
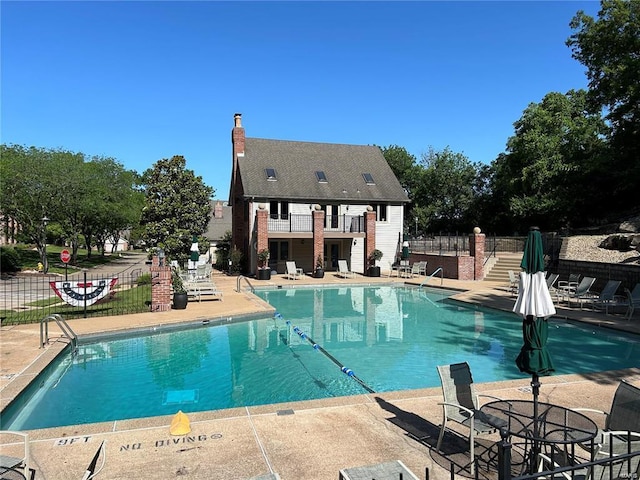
[497,427,512,480]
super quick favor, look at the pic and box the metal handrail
[236,275,255,293]
[420,267,443,287]
[40,314,78,353]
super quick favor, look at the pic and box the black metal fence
[0,268,151,325]
[267,214,364,233]
[410,233,563,262]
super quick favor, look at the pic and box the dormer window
[265,168,277,181]
[315,171,328,183]
[362,173,375,185]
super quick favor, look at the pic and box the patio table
[480,400,598,473]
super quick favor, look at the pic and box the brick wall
[150,255,171,312]
[364,208,376,268]
[312,208,325,268]
[255,206,268,273]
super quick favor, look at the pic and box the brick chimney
[232,113,245,158]
[214,201,223,218]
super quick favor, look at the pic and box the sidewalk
[1,270,639,480]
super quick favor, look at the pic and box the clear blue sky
[2,1,600,200]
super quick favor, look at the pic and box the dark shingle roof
[237,138,409,203]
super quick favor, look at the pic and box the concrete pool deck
[1,271,639,480]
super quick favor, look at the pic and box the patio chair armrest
[570,407,609,427]
[478,394,503,403]
[438,401,475,416]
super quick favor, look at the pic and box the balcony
[267,214,364,233]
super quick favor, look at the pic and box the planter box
[368,266,381,277]
[257,269,271,280]
[314,269,325,278]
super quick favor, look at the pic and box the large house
[229,113,409,276]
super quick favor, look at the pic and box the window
[362,173,375,185]
[373,203,387,222]
[269,201,289,220]
[269,240,289,262]
[315,171,328,183]
[265,168,277,180]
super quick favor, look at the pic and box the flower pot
[173,292,188,310]
[257,269,271,280]
[368,266,381,277]
[314,268,324,278]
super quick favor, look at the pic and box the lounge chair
[436,362,503,475]
[184,281,223,302]
[556,274,581,300]
[285,261,303,280]
[0,430,31,479]
[337,260,356,279]
[583,280,622,314]
[625,283,640,320]
[563,276,596,307]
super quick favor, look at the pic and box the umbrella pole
[531,373,540,473]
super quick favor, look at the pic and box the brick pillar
[150,254,171,312]
[312,205,325,269]
[364,206,377,268]
[470,227,485,280]
[255,205,268,272]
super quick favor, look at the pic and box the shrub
[136,273,152,286]
[0,246,21,273]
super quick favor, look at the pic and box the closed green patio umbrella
[513,226,556,471]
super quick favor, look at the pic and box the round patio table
[480,400,598,445]
[480,399,599,474]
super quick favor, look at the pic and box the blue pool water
[3,285,638,430]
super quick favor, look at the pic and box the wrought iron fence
[409,233,562,260]
[0,268,150,325]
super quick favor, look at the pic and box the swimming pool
[3,285,638,430]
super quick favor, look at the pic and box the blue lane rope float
[273,312,375,394]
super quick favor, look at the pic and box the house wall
[246,201,404,276]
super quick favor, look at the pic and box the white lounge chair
[337,260,356,279]
[625,283,640,320]
[285,261,303,280]
[184,281,223,302]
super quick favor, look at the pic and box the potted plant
[257,248,271,280]
[171,267,188,309]
[314,254,324,278]
[368,249,383,277]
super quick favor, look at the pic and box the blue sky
[2,1,600,200]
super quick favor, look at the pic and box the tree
[0,145,84,271]
[414,147,480,232]
[567,0,640,213]
[1,144,143,268]
[140,155,214,264]
[491,90,609,232]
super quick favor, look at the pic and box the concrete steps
[484,254,522,283]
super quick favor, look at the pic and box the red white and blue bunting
[49,278,118,307]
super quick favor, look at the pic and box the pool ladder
[40,314,78,354]
[419,267,443,287]
[236,275,255,293]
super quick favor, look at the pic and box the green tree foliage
[567,0,640,214]
[140,155,214,265]
[0,144,142,270]
[380,145,422,232]
[414,147,480,232]
[491,90,609,232]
